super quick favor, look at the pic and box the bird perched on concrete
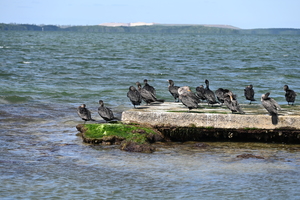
[98,100,116,122]
[143,79,156,96]
[261,92,281,125]
[77,104,95,124]
[168,80,180,102]
[195,85,206,102]
[215,88,231,105]
[178,86,200,112]
[283,85,297,105]
[204,79,219,106]
[223,91,245,114]
[136,82,164,105]
[127,86,142,108]
[244,84,256,104]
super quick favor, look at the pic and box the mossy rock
[76,123,163,152]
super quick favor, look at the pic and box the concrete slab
[122,102,300,129]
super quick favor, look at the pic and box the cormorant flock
[78,79,297,125]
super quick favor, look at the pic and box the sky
[1,0,300,29]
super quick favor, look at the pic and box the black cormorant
[244,84,256,104]
[223,91,245,114]
[215,88,230,105]
[136,82,164,105]
[195,85,206,101]
[98,100,115,122]
[178,86,200,112]
[283,85,297,105]
[127,86,142,108]
[77,104,95,124]
[261,92,281,125]
[143,79,156,96]
[204,79,219,106]
[168,80,180,102]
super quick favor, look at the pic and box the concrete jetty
[122,102,300,143]
[122,102,300,129]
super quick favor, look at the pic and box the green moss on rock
[76,123,164,151]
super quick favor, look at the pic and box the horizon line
[2,22,300,30]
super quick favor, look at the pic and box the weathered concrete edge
[121,111,300,130]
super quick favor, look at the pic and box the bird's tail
[271,114,278,125]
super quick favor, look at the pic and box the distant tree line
[0,24,61,31]
[1,23,300,35]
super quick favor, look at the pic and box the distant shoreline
[1,23,300,35]
[98,22,241,30]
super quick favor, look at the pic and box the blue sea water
[0,31,300,199]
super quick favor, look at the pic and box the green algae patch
[76,123,163,145]
[76,123,163,153]
[85,123,157,144]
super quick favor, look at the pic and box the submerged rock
[236,153,264,159]
[194,142,210,148]
[120,141,156,153]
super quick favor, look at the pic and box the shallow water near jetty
[1,31,300,199]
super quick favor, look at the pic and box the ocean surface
[1,31,300,199]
